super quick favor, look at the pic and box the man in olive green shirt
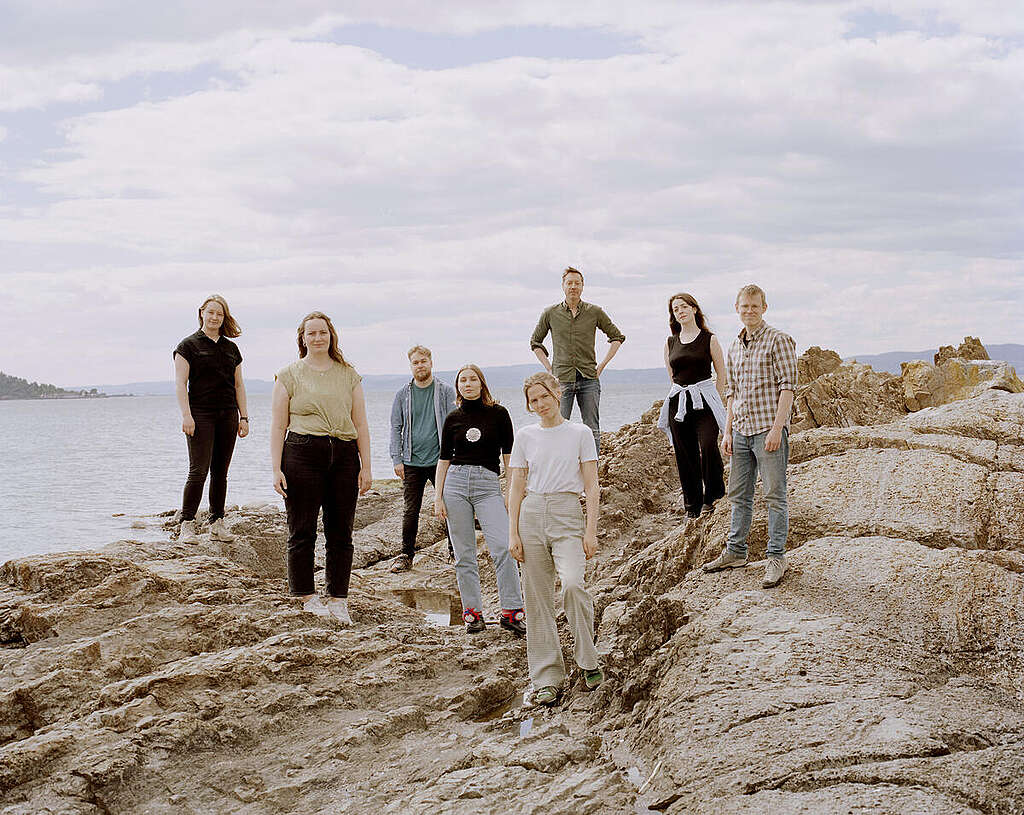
[530,267,626,454]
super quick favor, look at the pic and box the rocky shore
[2,341,1023,814]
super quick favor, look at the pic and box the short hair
[407,345,432,360]
[522,371,562,412]
[735,284,767,307]
[562,267,584,283]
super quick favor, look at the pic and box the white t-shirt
[508,420,598,494]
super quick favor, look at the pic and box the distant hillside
[848,343,1024,375]
[74,343,1023,394]
[1,371,107,400]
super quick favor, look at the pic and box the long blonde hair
[197,294,241,338]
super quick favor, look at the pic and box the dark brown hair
[562,266,584,283]
[296,311,349,367]
[668,292,711,336]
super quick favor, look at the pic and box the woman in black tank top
[663,293,728,517]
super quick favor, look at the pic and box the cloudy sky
[2,1,1021,386]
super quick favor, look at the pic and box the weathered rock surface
[797,346,842,386]
[2,392,1023,813]
[935,336,990,365]
[793,338,1023,430]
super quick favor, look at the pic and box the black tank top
[668,330,712,386]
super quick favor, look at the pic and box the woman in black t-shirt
[173,294,249,544]
[661,292,727,518]
[434,364,525,637]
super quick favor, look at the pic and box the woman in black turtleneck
[434,364,525,637]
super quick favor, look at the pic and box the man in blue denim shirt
[388,345,456,571]
[703,284,797,588]
[530,267,626,455]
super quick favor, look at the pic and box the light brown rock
[2,391,1023,814]
[934,335,990,365]
[796,345,842,386]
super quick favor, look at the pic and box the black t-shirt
[439,399,514,474]
[668,330,713,387]
[173,330,242,410]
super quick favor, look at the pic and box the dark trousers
[401,463,452,559]
[668,392,725,514]
[181,408,238,522]
[282,434,360,597]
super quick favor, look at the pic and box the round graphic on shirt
[465,427,482,443]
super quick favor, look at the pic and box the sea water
[0,384,669,561]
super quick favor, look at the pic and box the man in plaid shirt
[703,284,797,587]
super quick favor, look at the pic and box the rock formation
[935,336,990,366]
[2,385,1023,813]
[793,338,1023,430]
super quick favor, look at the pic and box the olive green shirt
[276,359,362,440]
[530,300,626,382]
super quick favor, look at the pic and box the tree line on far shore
[0,371,107,400]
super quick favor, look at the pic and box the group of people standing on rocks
[172,269,797,704]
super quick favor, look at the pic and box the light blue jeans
[443,465,523,613]
[726,428,789,558]
[560,376,601,455]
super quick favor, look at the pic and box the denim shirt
[389,379,457,467]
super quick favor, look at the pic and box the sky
[2,1,1021,386]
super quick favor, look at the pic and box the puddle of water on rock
[389,589,462,627]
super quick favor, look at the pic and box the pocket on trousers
[285,433,312,446]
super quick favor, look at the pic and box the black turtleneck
[439,398,515,474]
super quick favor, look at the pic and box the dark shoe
[534,686,560,706]
[463,608,485,634]
[700,502,716,515]
[499,608,526,636]
[390,555,412,573]
[582,666,604,691]
[685,509,700,519]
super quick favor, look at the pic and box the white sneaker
[326,597,353,627]
[209,517,236,542]
[302,596,331,617]
[179,520,199,544]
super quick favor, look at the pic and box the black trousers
[282,433,360,597]
[181,408,238,522]
[668,392,725,515]
[401,463,452,559]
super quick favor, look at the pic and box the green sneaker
[583,667,604,691]
[534,686,560,706]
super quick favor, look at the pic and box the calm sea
[0,384,668,562]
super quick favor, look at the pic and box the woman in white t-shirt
[507,372,604,706]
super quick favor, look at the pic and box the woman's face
[458,368,482,400]
[527,383,559,418]
[302,318,331,354]
[671,298,697,326]
[201,301,225,333]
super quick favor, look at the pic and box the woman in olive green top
[270,311,372,626]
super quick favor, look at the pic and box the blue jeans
[726,428,789,559]
[443,465,523,613]
[560,376,601,455]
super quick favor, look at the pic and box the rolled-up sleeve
[772,334,798,391]
[530,309,551,352]
[595,308,625,344]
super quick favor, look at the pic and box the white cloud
[1,3,1021,384]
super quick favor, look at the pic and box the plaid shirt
[725,322,798,436]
